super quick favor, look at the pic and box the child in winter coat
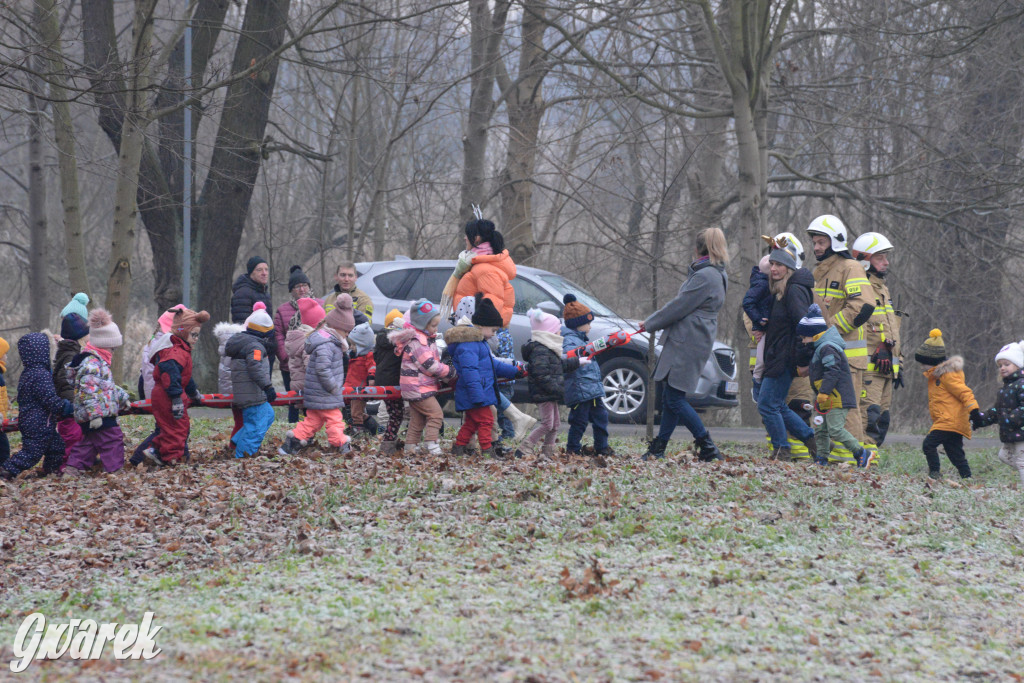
[388,299,455,456]
[64,310,132,475]
[915,329,977,480]
[0,336,9,466]
[345,320,379,438]
[516,309,587,459]
[279,295,356,455]
[374,309,407,455]
[561,295,612,458]
[742,255,773,399]
[970,341,1024,485]
[214,319,246,439]
[54,299,91,465]
[286,298,326,401]
[0,333,73,480]
[225,305,278,458]
[142,307,210,467]
[797,304,870,468]
[444,294,520,458]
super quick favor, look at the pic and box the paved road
[188,408,1002,449]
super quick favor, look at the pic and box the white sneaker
[424,441,443,456]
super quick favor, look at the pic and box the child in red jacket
[142,307,210,467]
[344,319,378,437]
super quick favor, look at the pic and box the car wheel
[600,356,649,424]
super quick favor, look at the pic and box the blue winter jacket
[443,324,518,411]
[15,333,72,434]
[742,266,772,332]
[561,327,606,405]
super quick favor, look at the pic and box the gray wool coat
[643,260,727,394]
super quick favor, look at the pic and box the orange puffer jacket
[923,356,979,438]
[453,250,517,327]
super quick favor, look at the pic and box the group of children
[2,286,1023,484]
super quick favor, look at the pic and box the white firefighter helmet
[851,232,894,259]
[806,214,850,252]
[773,232,805,269]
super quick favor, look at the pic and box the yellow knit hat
[915,328,947,365]
[385,309,403,328]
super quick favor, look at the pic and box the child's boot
[337,441,352,456]
[856,447,875,469]
[423,441,442,456]
[379,440,398,456]
[278,431,307,456]
[451,444,470,457]
[503,403,537,438]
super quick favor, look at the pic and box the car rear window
[405,268,452,303]
[373,269,409,298]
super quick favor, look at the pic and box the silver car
[355,258,739,423]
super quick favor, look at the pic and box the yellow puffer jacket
[923,356,979,438]
[813,254,872,370]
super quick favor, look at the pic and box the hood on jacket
[225,330,268,359]
[812,326,846,352]
[145,332,174,361]
[471,249,517,280]
[928,355,964,378]
[388,326,425,353]
[18,332,52,370]
[233,273,267,295]
[749,266,769,287]
[789,267,816,289]
[214,322,246,344]
[444,324,484,345]
[306,327,348,355]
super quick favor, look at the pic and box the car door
[367,267,418,328]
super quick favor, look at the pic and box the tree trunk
[27,62,48,332]
[459,0,510,224]
[106,0,157,382]
[499,0,548,264]
[37,0,91,300]
[193,0,292,391]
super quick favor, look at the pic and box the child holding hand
[971,341,1024,485]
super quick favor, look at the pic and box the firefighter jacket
[812,253,872,370]
[864,271,902,376]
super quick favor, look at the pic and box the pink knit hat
[325,293,355,334]
[297,297,326,328]
[528,309,560,335]
[157,306,181,333]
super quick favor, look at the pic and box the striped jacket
[812,253,872,370]
[389,326,454,401]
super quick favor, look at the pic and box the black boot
[800,435,818,460]
[642,437,668,461]
[695,434,723,462]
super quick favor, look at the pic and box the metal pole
[182,20,192,307]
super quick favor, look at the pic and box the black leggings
[922,430,971,478]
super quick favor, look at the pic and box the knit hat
[246,256,268,275]
[60,313,90,341]
[408,298,440,332]
[288,265,311,292]
[758,255,771,276]
[385,309,403,329]
[157,306,180,334]
[529,308,561,335]
[87,308,123,349]
[349,322,375,357]
[60,292,90,320]
[245,302,274,334]
[562,293,594,329]
[472,293,504,328]
[795,303,828,338]
[325,293,356,334]
[354,310,369,327]
[454,296,476,324]
[297,297,326,328]
[915,329,947,365]
[0,336,9,361]
[995,342,1024,370]
[768,248,797,271]
[171,306,212,340]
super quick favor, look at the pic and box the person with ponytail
[641,227,729,463]
[440,216,520,446]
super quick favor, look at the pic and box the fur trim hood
[443,324,484,344]
[214,322,246,343]
[931,355,964,378]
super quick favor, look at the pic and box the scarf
[471,242,493,256]
[531,330,564,354]
[85,343,113,365]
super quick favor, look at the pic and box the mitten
[969,408,982,430]
[264,386,278,404]
[816,393,833,411]
[188,392,203,408]
[89,417,102,430]
[579,357,592,366]
[171,397,185,419]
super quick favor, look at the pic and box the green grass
[0,417,1021,680]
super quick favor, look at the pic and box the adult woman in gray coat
[642,228,729,461]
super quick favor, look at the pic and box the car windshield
[538,275,617,317]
